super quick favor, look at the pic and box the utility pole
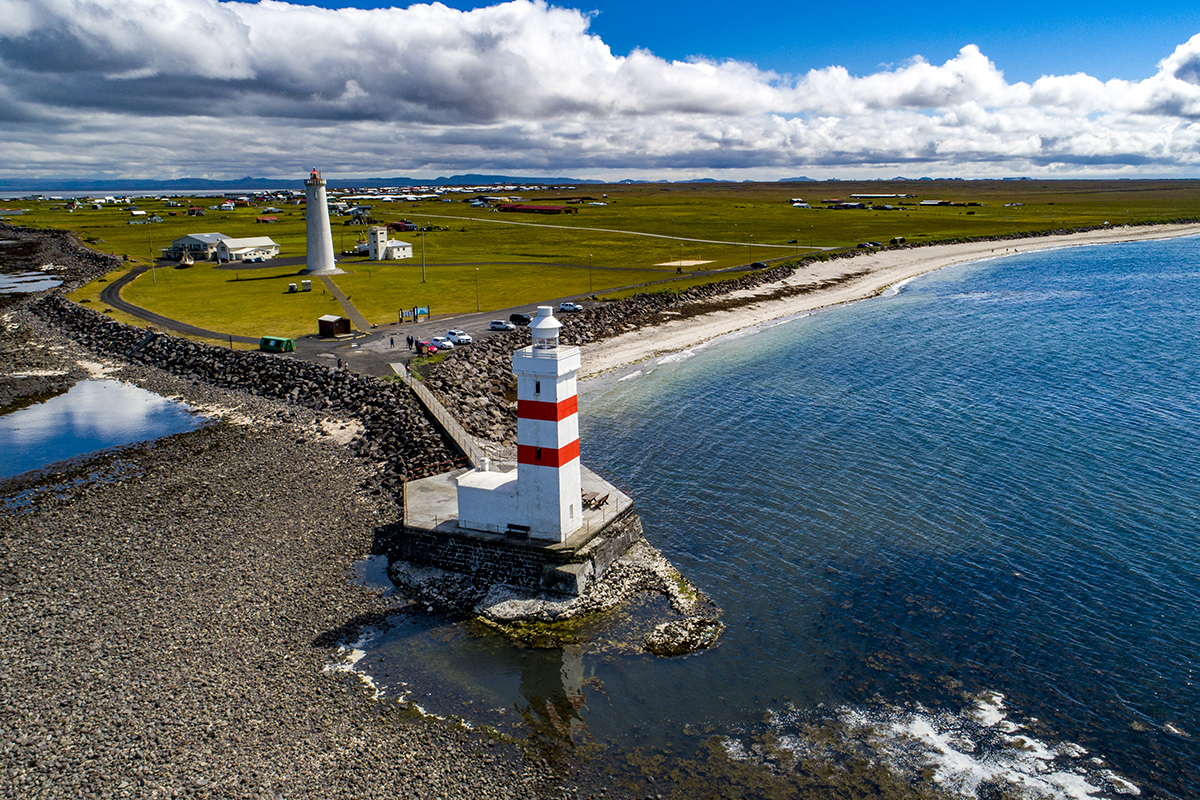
[475,267,479,312]
[421,231,426,283]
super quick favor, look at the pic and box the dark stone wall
[30,295,461,491]
[376,508,644,595]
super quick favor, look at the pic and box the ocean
[355,235,1200,799]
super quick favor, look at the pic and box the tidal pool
[0,379,210,479]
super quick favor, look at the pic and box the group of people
[389,334,418,351]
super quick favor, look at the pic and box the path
[98,265,259,345]
[319,275,373,332]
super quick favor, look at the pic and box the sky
[2,0,1200,183]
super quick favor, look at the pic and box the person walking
[390,335,394,349]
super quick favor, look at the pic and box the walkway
[319,275,373,333]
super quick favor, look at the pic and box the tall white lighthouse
[513,306,582,537]
[455,306,583,541]
[302,168,340,275]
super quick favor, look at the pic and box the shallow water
[0,379,209,479]
[352,236,1200,799]
[0,270,62,293]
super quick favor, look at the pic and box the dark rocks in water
[644,616,725,657]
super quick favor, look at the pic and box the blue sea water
[357,236,1200,799]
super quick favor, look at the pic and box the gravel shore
[0,306,574,799]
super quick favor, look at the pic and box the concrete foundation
[387,465,639,595]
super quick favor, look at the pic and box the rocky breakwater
[422,263,800,444]
[31,295,461,493]
[0,221,123,289]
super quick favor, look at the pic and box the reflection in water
[0,271,62,293]
[0,379,209,478]
[517,645,590,746]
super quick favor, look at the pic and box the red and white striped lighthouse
[513,306,582,538]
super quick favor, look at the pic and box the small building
[216,236,280,262]
[218,201,235,211]
[366,226,413,261]
[318,315,352,338]
[0,208,23,216]
[256,216,278,224]
[188,206,205,216]
[163,232,229,261]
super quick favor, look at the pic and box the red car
[415,340,438,355]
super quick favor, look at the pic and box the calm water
[356,237,1200,799]
[0,270,62,293]
[0,379,209,479]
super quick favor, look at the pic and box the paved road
[94,254,793,379]
[98,265,260,345]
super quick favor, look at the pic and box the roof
[219,237,278,249]
[170,233,229,246]
[318,315,347,323]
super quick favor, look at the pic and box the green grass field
[8,179,1199,339]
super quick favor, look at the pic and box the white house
[366,227,413,261]
[217,236,280,262]
[163,232,229,261]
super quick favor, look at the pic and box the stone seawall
[30,295,460,488]
[376,508,643,596]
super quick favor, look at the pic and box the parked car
[415,340,438,355]
[447,329,473,345]
[509,313,533,326]
[489,320,516,331]
[750,262,767,269]
[558,302,583,313]
[430,336,455,349]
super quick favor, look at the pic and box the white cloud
[1,0,1199,180]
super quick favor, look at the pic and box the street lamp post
[589,254,593,293]
[421,231,426,283]
[475,268,479,312]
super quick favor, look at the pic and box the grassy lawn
[10,179,1200,337]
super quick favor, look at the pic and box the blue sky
[293,0,1200,83]
[2,0,1200,181]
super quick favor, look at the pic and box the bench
[505,523,531,540]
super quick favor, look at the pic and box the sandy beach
[579,223,1200,380]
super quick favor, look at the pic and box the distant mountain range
[0,173,852,193]
[0,174,609,193]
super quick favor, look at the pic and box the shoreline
[577,222,1200,381]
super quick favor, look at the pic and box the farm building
[497,204,577,215]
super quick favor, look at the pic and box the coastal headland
[3,219,1200,798]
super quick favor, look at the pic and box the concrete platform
[402,463,632,551]
[388,463,639,595]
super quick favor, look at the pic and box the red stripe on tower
[517,396,578,422]
[517,440,580,468]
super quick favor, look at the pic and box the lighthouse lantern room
[455,306,582,541]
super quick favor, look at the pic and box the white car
[430,336,455,349]
[447,329,473,345]
[558,302,583,312]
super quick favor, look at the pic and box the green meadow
[7,179,1200,341]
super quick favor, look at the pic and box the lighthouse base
[383,465,635,596]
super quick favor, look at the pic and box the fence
[391,363,499,469]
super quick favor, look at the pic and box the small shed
[259,336,295,353]
[318,315,351,338]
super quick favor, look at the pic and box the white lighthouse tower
[513,306,582,537]
[454,306,582,542]
[302,168,341,275]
